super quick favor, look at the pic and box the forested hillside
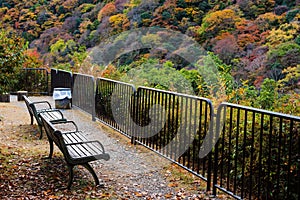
[0,0,299,114]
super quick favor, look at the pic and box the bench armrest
[38,109,64,118]
[37,108,61,114]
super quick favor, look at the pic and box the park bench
[39,111,110,189]
[23,95,66,139]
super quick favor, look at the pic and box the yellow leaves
[142,19,151,26]
[101,192,111,198]
[266,22,300,47]
[19,10,37,22]
[199,9,241,39]
[109,14,125,26]
[278,65,300,89]
[255,12,283,31]
[204,9,238,28]
[0,7,8,17]
[109,14,130,33]
[79,3,95,14]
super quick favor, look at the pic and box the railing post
[131,89,138,144]
[92,76,96,122]
[213,104,225,196]
[206,116,214,192]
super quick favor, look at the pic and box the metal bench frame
[23,95,66,139]
[40,112,110,189]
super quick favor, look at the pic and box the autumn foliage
[0,0,299,114]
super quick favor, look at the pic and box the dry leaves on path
[0,101,231,199]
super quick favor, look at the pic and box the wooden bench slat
[63,132,88,144]
[84,142,104,154]
[67,145,86,158]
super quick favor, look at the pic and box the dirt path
[0,96,227,199]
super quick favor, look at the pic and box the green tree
[121,58,194,94]
[257,78,277,110]
[0,29,27,93]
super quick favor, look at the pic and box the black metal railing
[51,69,299,200]
[18,68,49,95]
[213,103,300,200]
[50,68,73,94]
[95,77,136,138]
[72,73,95,120]
[133,87,214,191]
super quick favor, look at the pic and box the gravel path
[1,96,222,199]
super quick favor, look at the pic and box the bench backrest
[40,113,71,160]
[23,95,34,116]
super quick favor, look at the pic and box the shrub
[0,29,27,94]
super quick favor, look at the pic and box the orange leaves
[167,182,179,187]
[98,3,117,21]
[23,49,44,69]
[101,65,122,80]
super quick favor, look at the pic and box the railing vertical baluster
[287,120,293,198]
[171,94,176,160]
[146,89,151,147]
[183,96,188,167]
[192,99,198,171]
[267,116,273,199]
[249,111,256,200]
[167,93,172,157]
[173,95,181,161]
[156,92,163,151]
[220,110,226,188]
[241,110,248,199]
[202,101,208,177]
[227,107,233,190]
[233,108,240,194]
[258,114,264,198]
[276,118,283,200]
[178,95,184,165]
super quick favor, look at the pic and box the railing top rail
[24,68,49,71]
[73,73,95,80]
[51,68,73,76]
[97,77,136,92]
[138,86,214,104]
[219,102,300,121]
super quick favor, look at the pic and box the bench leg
[30,113,34,125]
[82,163,100,186]
[67,164,75,189]
[44,135,54,159]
